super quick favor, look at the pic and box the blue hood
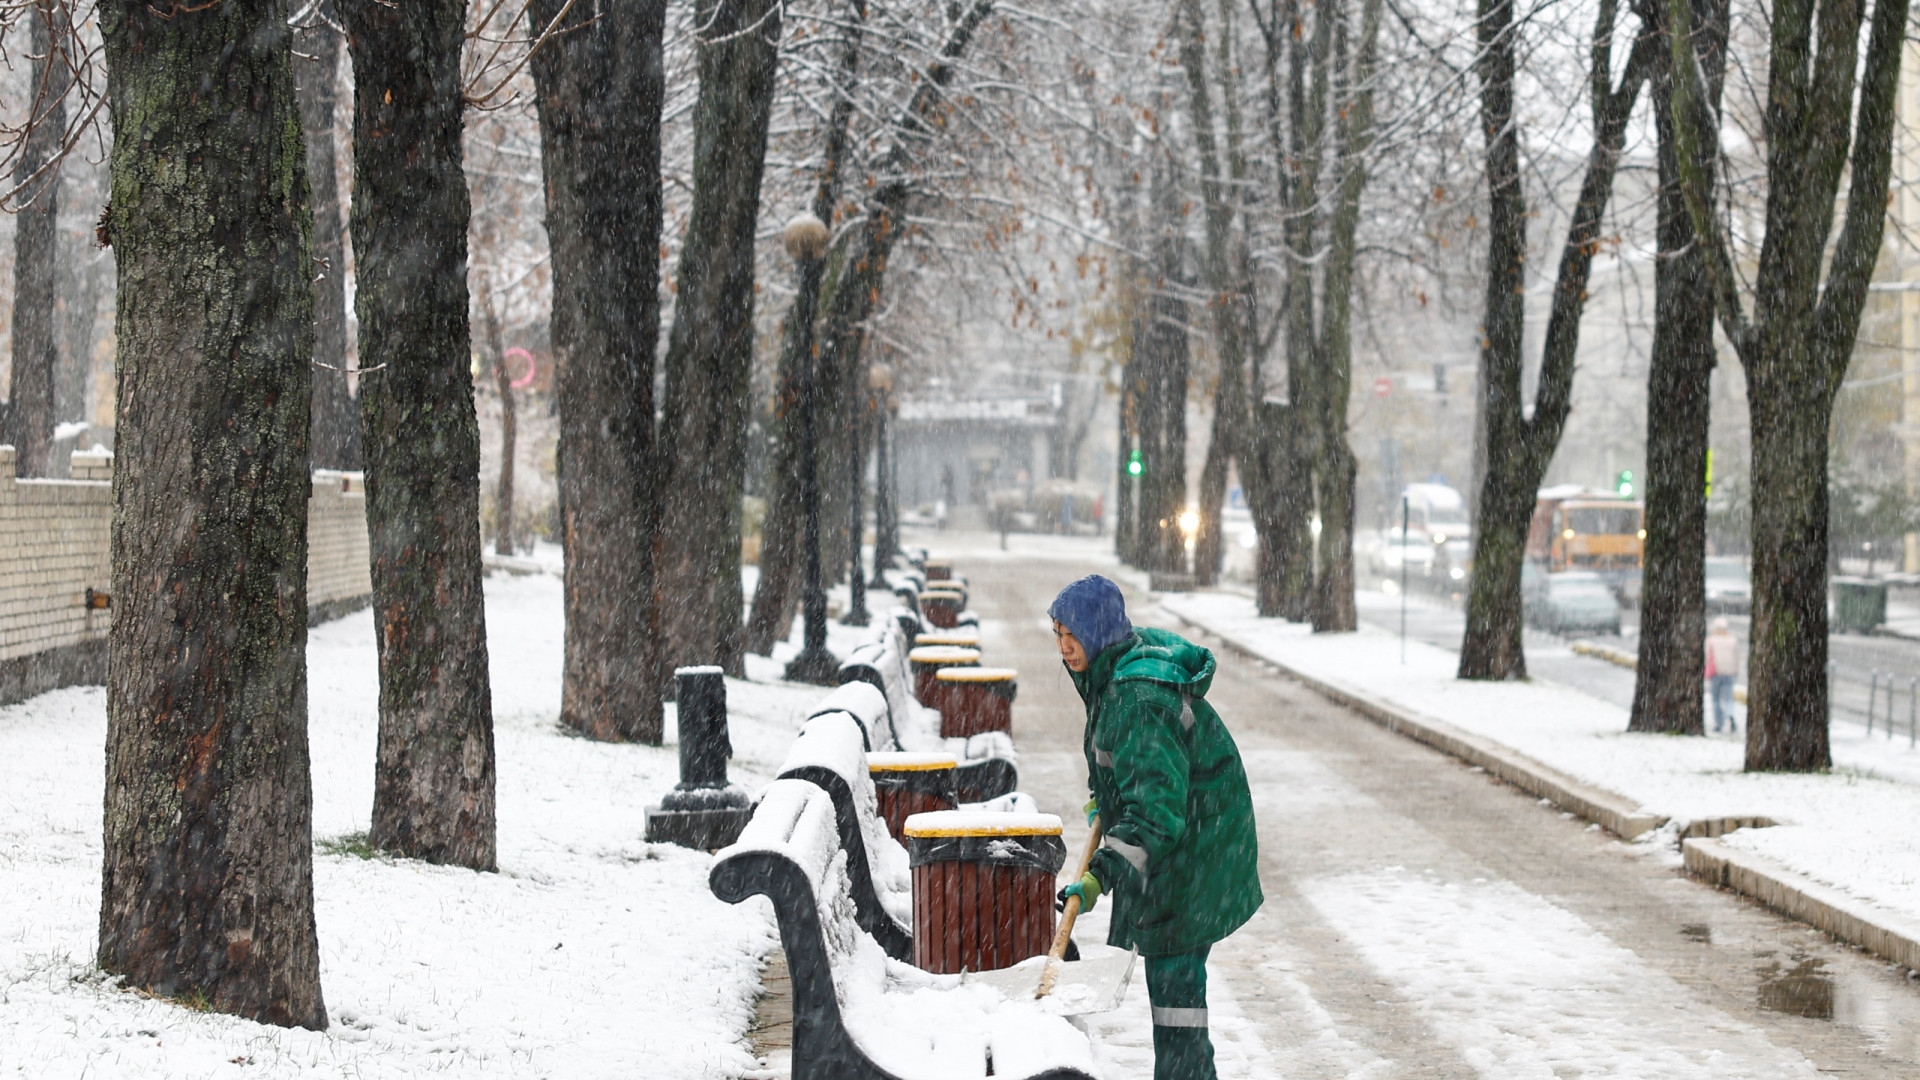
[1048,575,1133,660]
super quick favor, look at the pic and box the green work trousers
[1145,945,1214,1080]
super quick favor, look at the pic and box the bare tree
[1629,0,1729,735]
[345,0,498,868]
[1457,0,1655,680]
[97,0,326,1029]
[529,0,670,741]
[5,0,70,476]
[1665,0,1910,768]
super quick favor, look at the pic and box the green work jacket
[1070,627,1262,956]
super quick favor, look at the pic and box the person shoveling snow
[1048,574,1262,1080]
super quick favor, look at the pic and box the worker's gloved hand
[1083,798,1099,827]
[1056,871,1103,913]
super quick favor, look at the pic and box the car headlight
[1449,566,1465,580]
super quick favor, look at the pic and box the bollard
[644,666,754,849]
[869,752,958,840]
[904,810,1066,974]
[934,667,1018,739]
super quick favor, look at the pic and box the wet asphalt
[965,543,1920,1078]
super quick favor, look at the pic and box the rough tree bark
[746,0,867,657]
[97,0,326,1028]
[296,5,358,471]
[658,0,785,680]
[530,0,669,740]
[345,0,497,868]
[1135,245,1191,574]
[6,0,68,477]
[1457,0,1654,679]
[1629,0,1728,735]
[1665,0,1909,769]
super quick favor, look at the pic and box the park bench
[711,779,1098,1080]
[776,711,915,961]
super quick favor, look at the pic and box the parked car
[1525,570,1623,635]
[1704,557,1752,614]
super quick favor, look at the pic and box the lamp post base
[784,646,841,685]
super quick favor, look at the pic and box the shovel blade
[962,943,1136,1016]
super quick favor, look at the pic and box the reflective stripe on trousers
[1146,945,1216,1080]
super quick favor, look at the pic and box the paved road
[969,551,1920,1079]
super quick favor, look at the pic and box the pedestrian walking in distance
[1049,574,1262,1080]
[1705,617,1740,733]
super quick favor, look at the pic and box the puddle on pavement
[1680,923,1711,944]
[1757,957,1835,1019]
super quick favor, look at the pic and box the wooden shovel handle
[1037,820,1101,998]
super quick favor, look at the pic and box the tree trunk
[1630,0,1727,735]
[530,0,668,740]
[746,0,867,657]
[297,7,358,471]
[345,0,497,868]
[1664,0,1907,769]
[480,277,517,557]
[1308,0,1380,633]
[6,0,68,478]
[1459,0,1651,679]
[1136,263,1190,574]
[1115,317,1139,564]
[97,0,326,1029]
[658,0,784,680]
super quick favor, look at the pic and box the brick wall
[0,447,374,706]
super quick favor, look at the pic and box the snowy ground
[0,571,838,1080]
[1160,588,1920,934]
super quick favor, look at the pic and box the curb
[1160,606,1667,840]
[1684,837,1920,972]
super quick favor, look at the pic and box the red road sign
[1372,377,1393,398]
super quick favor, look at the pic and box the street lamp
[783,212,838,684]
[868,362,896,589]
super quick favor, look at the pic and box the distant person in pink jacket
[1705,618,1740,734]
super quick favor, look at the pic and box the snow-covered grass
[0,571,837,1079]
[1160,589,1920,933]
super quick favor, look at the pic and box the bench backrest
[777,713,913,959]
[807,681,893,752]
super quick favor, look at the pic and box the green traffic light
[1617,469,1634,498]
[1127,450,1144,477]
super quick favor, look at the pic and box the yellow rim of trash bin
[914,631,980,647]
[867,752,959,772]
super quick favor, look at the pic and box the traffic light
[1127,449,1144,477]
[1617,469,1634,498]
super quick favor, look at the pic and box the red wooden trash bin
[905,811,1067,974]
[912,628,981,652]
[920,588,966,629]
[923,558,954,582]
[868,752,958,841]
[934,667,1018,739]
[908,645,979,708]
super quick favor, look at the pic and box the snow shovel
[963,821,1136,1015]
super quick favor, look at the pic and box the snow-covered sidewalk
[1,571,838,1079]
[1159,589,1920,938]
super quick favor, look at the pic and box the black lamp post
[843,382,871,627]
[868,363,896,588]
[783,212,839,684]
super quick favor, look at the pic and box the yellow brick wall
[0,448,373,666]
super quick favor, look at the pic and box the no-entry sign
[1372,377,1393,398]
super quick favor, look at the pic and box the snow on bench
[711,780,1098,1080]
[807,680,896,752]
[778,711,915,961]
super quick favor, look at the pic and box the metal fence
[1828,663,1920,747]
